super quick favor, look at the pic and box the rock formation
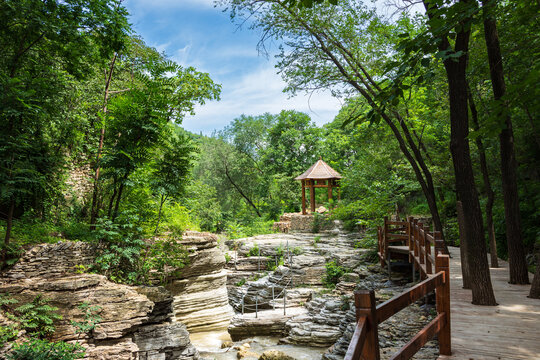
[167,231,233,333]
[0,236,232,359]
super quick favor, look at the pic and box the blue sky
[125,0,343,134]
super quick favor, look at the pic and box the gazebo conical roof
[295,158,341,180]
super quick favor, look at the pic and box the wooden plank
[344,317,367,360]
[377,272,444,324]
[386,221,408,226]
[437,247,539,360]
[387,234,409,240]
[389,313,446,360]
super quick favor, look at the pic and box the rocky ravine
[223,229,439,360]
[0,231,232,360]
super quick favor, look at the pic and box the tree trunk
[107,179,118,218]
[154,195,166,235]
[224,167,262,217]
[112,173,128,222]
[90,53,118,229]
[2,199,15,265]
[422,0,496,306]
[447,65,496,305]
[456,201,471,289]
[529,253,540,298]
[467,86,498,267]
[482,3,529,283]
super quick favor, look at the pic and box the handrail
[377,272,444,324]
[344,316,368,360]
[345,251,451,360]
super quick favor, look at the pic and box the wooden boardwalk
[438,247,540,360]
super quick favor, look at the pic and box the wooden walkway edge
[438,247,540,360]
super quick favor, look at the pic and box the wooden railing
[348,216,451,359]
[378,217,446,279]
[345,253,451,360]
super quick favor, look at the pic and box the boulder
[259,350,296,360]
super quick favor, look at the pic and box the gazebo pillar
[301,180,306,215]
[309,181,315,212]
[328,180,332,200]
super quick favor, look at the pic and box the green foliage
[0,294,62,342]
[92,214,189,285]
[323,260,345,288]
[70,302,101,335]
[7,339,85,360]
[247,244,260,257]
[14,295,62,339]
[162,203,199,236]
[142,237,189,284]
[235,278,247,287]
[92,215,146,283]
[224,253,232,264]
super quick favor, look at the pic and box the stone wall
[64,163,93,204]
[274,213,315,233]
[5,241,95,280]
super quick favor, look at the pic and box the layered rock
[0,241,201,360]
[166,231,233,333]
[283,296,350,347]
[228,307,307,342]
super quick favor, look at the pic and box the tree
[150,133,197,234]
[480,0,529,284]
[98,54,220,221]
[419,0,496,305]
[0,0,129,262]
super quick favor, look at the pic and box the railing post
[272,286,275,310]
[258,246,261,272]
[426,230,433,275]
[256,294,258,318]
[434,231,444,255]
[283,288,287,315]
[408,216,414,262]
[418,222,425,265]
[378,226,384,267]
[413,219,419,260]
[355,290,380,360]
[436,254,451,356]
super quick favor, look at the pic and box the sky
[125,0,344,135]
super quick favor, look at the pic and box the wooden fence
[346,217,451,359]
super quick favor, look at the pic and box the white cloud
[182,63,342,134]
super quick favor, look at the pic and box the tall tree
[0,0,129,261]
[481,0,529,284]
[421,0,497,305]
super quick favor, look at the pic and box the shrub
[14,295,62,339]
[7,339,85,360]
[323,260,345,288]
[247,244,260,257]
[70,302,101,335]
[92,214,189,285]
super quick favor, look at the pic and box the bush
[7,339,85,360]
[247,244,260,257]
[162,203,199,235]
[323,260,345,288]
[92,214,189,285]
[14,295,62,339]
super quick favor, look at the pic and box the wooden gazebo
[295,157,341,215]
